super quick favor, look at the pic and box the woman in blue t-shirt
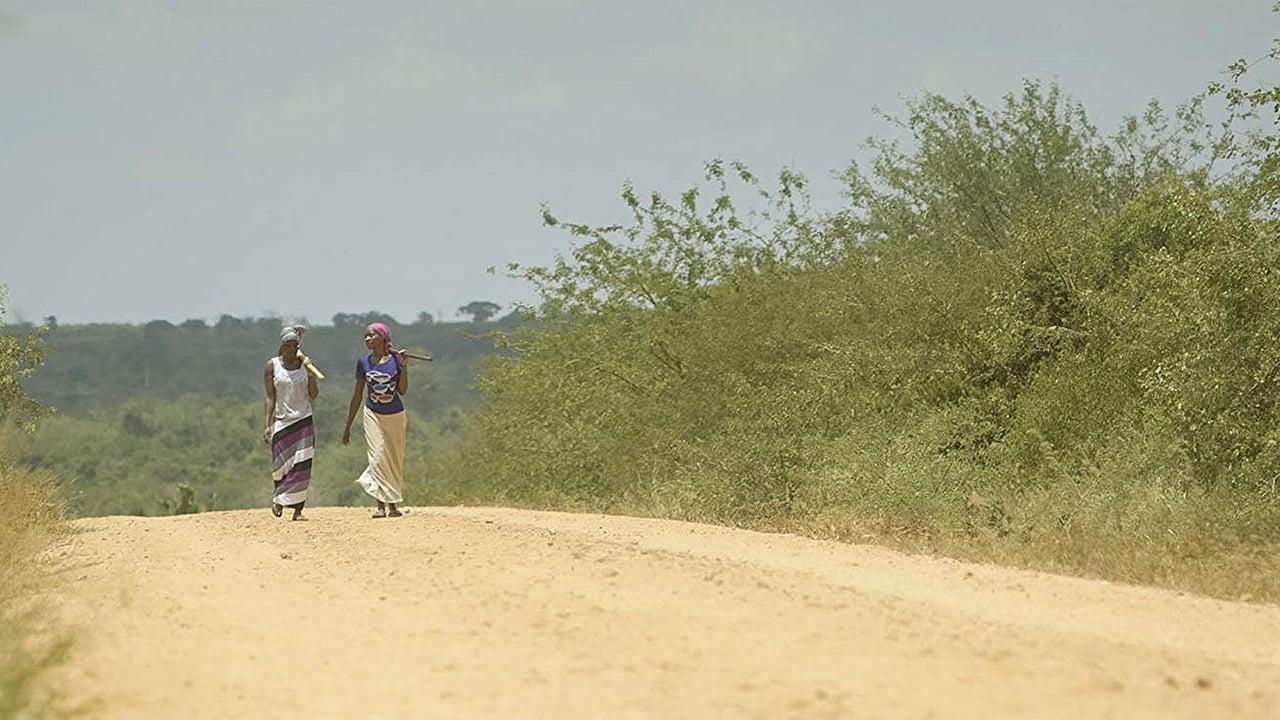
[342,322,410,518]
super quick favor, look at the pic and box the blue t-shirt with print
[356,354,405,414]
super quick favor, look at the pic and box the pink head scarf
[367,322,393,353]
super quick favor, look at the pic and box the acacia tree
[457,301,501,324]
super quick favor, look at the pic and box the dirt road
[52,507,1280,719]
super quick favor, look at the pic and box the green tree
[457,301,501,324]
[332,311,398,328]
[0,286,47,429]
[214,314,246,332]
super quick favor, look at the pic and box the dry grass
[794,491,1280,605]
[785,439,1280,604]
[0,460,75,720]
[428,438,1280,605]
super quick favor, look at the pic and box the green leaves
[451,74,1280,585]
[0,287,47,431]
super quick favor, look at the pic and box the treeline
[440,76,1280,601]
[3,309,514,517]
[10,394,465,517]
[11,311,519,414]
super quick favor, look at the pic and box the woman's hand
[342,427,351,446]
[396,349,409,396]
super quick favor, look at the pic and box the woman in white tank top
[263,326,320,520]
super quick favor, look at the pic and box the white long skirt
[355,406,406,504]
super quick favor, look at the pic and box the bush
[442,80,1280,601]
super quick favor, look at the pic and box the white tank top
[271,356,312,434]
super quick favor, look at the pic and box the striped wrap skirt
[271,415,314,506]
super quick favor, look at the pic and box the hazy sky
[1,1,1274,324]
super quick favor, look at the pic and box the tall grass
[0,439,74,720]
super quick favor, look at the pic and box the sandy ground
[50,506,1280,719]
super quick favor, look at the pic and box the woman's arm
[262,361,276,444]
[342,376,366,445]
[396,350,409,396]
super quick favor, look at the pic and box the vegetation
[9,36,1280,609]
[0,291,72,720]
[457,301,503,324]
[4,311,496,516]
[14,393,465,517]
[0,458,73,720]
[0,288,47,431]
[11,312,512,414]
[440,65,1280,602]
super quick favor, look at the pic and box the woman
[343,322,410,518]
[263,325,320,521]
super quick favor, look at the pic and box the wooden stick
[401,350,433,362]
[298,355,326,380]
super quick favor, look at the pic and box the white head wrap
[280,325,306,344]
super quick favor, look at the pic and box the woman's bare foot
[388,504,402,518]
[372,502,387,519]
[291,512,308,521]
[271,503,283,518]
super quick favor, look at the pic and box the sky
[1,1,1275,325]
